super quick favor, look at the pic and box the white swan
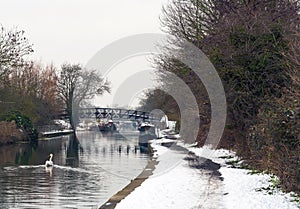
[45,153,54,167]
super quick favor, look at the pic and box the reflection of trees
[15,146,34,165]
[0,143,34,166]
[0,135,70,166]
[31,137,65,165]
[65,134,81,167]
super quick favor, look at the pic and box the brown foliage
[0,121,23,145]
[2,62,62,125]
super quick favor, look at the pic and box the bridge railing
[78,107,160,122]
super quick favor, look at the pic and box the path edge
[98,144,157,209]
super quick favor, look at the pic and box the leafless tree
[57,63,110,129]
[0,26,33,80]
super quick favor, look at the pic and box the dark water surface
[0,131,149,209]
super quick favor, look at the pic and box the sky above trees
[0,0,168,67]
[0,0,169,107]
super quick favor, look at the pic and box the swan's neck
[49,155,53,161]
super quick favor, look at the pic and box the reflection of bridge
[78,107,157,122]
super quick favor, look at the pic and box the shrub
[0,110,38,144]
[0,121,23,144]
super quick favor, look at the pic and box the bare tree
[57,63,110,129]
[0,26,33,80]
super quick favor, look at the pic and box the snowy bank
[40,129,74,138]
[115,139,299,209]
[187,144,299,209]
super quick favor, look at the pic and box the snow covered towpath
[113,139,299,209]
[115,139,225,209]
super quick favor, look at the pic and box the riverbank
[109,139,299,209]
[99,143,158,209]
[99,159,158,209]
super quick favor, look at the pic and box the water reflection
[45,165,53,177]
[66,134,80,167]
[0,131,149,208]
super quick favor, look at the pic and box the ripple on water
[0,133,149,208]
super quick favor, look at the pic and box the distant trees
[57,63,110,129]
[0,25,112,143]
[139,89,180,121]
[141,0,300,192]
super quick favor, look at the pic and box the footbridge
[78,107,158,122]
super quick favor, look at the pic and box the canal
[0,131,149,209]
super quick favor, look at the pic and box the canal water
[0,131,149,209]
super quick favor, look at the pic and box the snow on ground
[220,167,298,209]
[41,129,73,135]
[115,139,299,209]
[186,144,299,209]
[115,140,224,209]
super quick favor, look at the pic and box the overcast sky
[1,0,169,107]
